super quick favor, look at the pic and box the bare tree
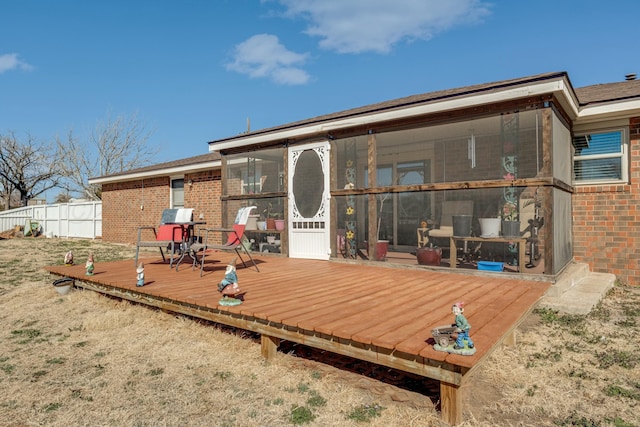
[56,112,157,200]
[0,132,61,208]
[53,191,73,204]
[0,175,14,211]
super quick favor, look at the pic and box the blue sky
[2,0,638,167]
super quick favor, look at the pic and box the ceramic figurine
[64,251,74,266]
[136,263,145,287]
[218,258,242,306]
[452,302,474,349]
[85,252,94,276]
[431,301,476,355]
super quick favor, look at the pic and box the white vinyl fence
[0,201,102,239]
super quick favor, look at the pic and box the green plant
[553,411,599,427]
[307,391,326,407]
[595,350,638,369]
[604,384,640,400]
[289,405,315,424]
[147,367,164,376]
[501,201,518,221]
[263,202,281,219]
[605,416,636,427]
[11,328,41,339]
[345,403,384,422]
[43,402,62,412]
[0,363,15,374]
[214,370,232,380]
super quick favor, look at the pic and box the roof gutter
[209,77,578,152]
[576,99,640,124]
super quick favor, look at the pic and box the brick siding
[572,117,640,285]
[101,170,221,245]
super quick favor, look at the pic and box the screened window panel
[225,149,285,196]
[573,130,625,182]
[574,158,622,181]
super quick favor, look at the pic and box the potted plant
[501,201,520,238]
[263,202,285,230]
[274,215,285,231]
[263,203,277,230]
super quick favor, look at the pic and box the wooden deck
[45,251,550,425]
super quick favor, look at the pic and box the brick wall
[184,170,222,229]
[572,117,640,285]
[101,170,222,245]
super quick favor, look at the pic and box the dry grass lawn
[0,236,638,426]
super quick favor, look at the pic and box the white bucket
[479,218,501,237]
[53,278,74,295]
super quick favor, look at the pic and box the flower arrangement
[501,202,518,221]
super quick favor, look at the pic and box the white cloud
[0,53,34,73]
[226,34,311,85]
[277,0,491,54]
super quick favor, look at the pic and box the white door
[288,141,331,259]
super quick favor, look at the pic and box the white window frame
[572,127,628,185]
[170,176,185,208]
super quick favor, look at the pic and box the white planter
[479,218,501,237]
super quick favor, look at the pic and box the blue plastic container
[477,261,504,272]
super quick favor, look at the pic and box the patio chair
[190,206,259,276]
[134,208,193,268]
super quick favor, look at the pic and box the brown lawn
[0,235,638,426]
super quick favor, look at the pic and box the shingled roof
[89,152,220,182]
[575,78,640,106]
[93,71,639,183]
[209,71,570,145]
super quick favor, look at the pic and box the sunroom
[209,72,577,276]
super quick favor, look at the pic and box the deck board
[45,252,551,424]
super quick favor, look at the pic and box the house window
[573,129,627,183]
[171,178,184,208]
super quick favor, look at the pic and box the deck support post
[261,335,280,360]
[440,381,462,425]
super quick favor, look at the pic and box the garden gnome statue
[64,251,74,266]
[218,258,242,306]
[85,252,94,276]
[136,263,145,287]
[452,302,474,350]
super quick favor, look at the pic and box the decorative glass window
[573,129,627,183]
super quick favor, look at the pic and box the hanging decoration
[344,141,357,258]
[501,113,521,260]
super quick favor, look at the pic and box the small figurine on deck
[431,301,476,355]
[64,251,74,266]
[85,252,95,276]
[452,302,474,350]
[218,258,242,306]
[136,263,145,287]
